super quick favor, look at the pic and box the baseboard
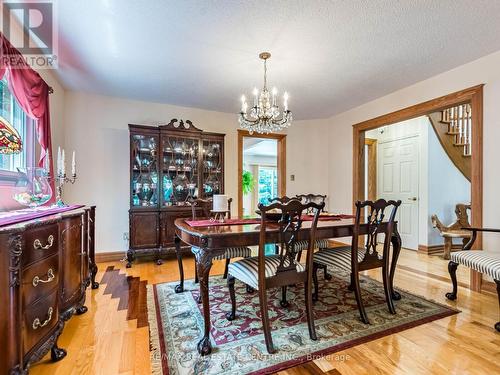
[95,251,125,263]
[482,280,498,294]
[417,244,462,256]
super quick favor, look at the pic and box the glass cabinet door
[161,135,199,206]
[131,134,159,207]
[201,139,223,198]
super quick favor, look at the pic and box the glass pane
[201,139,222,198]
[131,134,159,207]
[0,77,29,172]
[162,136,199,206]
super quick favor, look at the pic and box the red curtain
[0,32,55,202]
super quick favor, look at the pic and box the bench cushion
[451,250,500,280]
[228,255,305,290]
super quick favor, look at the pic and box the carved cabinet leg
[126,249,135,268]
[90,261,99,289]
[51,342,67,362]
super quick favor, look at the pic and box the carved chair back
[295,194,327,214]
[268,196,300,204]
[351,199,401,272]
[188,198,233,219]
[257,200,325,289]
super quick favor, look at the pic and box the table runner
[186,214,354,228]
[0,204,85,227]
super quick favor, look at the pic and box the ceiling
[51,0,500,120]
[243,138,278,157]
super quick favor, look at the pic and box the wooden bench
[445,227,500,332]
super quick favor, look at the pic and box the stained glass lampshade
[0,115,22,154]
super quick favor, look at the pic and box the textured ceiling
[53,0,500,120]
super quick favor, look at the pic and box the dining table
[174,216,402,355]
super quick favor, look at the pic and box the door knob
[408,197,417,201]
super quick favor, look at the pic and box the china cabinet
[128,119,225,267]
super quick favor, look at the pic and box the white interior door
[377,137,419,250]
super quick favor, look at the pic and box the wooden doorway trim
[352,84,483,291]
[365,138,377,201]
[237,130,287,217]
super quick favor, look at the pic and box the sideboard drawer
[22,254,59,309]
[23,224,59,266]
[22,289,59,356]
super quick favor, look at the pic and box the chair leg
[494,279,500,332]
[259,289,275,354]
[382,265,396,314]
[347,272,355,291]
[246,285,254,293]
[280,286,289,307]
[305,279,317,340]
[194,261,199,284]
[312,263,320,302]
[445,261,459,300]
[226,276,237,321]
[443,237,452,260]
[223,258,230,279]
[322,264,332,280]
[352,271,369,324]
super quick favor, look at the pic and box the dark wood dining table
[174,217,402,355]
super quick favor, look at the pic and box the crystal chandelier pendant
[238,52,292,134]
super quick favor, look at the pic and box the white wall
[327,50,500,253]
[62,92,328,252]
[427,125,471,245]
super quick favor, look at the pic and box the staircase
[427,103,472,181]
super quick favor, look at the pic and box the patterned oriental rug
[148,272,458,375]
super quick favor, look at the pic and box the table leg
[193,247,214,355]
[174,235,185,293]
[390,224,402,300]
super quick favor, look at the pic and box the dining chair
[313,199,401,324]
[226,199,324,354]
[295,194,327,214]
[188,197,252,282]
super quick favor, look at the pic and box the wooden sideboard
[0,206,98,374]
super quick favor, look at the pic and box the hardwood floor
[30,250,499,375]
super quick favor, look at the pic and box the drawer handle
[32,307,53,330]
[33,235,54,250]
[32,268,55,287]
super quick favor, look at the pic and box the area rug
[147,271,458,375]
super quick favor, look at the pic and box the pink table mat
[0,204,85,227]
[186,214,355,228]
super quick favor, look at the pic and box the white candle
[213,194,228,212]
[283,92,289,111]
[272,87,277,106]
[240,95,246,113]
[253,87,258,106]
[61,149,66,176]
[45,149,50,172]
[57,147,61,175]
[71,151,76,176]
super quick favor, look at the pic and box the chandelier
[238,52,292,134]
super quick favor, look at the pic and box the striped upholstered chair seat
[313,246,367,271]
[191,246,252,260]
[293,238,331,252]
[227,255,305,290]
[450,250,500,280]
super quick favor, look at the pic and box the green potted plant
[242,170,254,195]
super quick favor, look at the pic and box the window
[258,166,278,205]
[0,77,34,181]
